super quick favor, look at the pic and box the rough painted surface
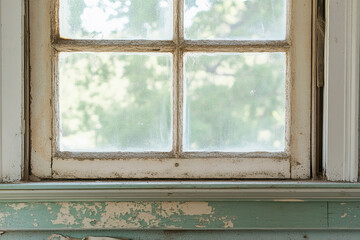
[2,230,360,240]
[0,201,327,230]
[329,202,360,228]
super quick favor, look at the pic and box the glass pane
[184,52,286,152]
[184,0,286,40]
[58,52,172,152]
[60,0,173,40]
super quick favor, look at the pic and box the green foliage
[59,0,286,152]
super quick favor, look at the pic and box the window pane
[60,0,173,40]
[184,52,286,152]
[184,0,286,40]
[58,52,172,152]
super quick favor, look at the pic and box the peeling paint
[51,203,77,225]
[178,202,214,216]
[223,220,234,228]
[8,203,28,210]
[0,201,327,230]
[48,234,128,240]
[341,213,347,218]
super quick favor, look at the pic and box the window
[29,0,311,180]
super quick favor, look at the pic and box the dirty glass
[58,52,172,152]
[184,0,286,40]
[183,52,286,152]
[59,0,173,40]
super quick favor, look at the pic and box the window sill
[1,181,360,202]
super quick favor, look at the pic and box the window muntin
[30,0,311,179]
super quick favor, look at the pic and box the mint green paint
[2,230,360,240]
[329,202,360,228]
[2,182,360,190]
[0,201,327,230]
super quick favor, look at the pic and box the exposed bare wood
[53,39,177,52]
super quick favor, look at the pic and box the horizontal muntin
[54,151,288,160]
[53,38,290,53]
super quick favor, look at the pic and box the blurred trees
[59,0,286,152]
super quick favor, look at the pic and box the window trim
[2,0,358,182]
[323,0,360,182]
[28,0,311,180]
[0,0,24,182]
[2,181,360,201]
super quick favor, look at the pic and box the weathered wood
[51,157,290,179]
[180,40,289,52]
[30,0,312,179]
[29,0,52,178]
[53,39,177,52]
[53,39,290,53]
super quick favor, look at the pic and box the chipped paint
[223,219,234,228]
[51,202,77,225]
[48,234,128,240]
[0,201,328,230]
[177,202,213,215]
[341,213,348,218]
[8,203,28,210]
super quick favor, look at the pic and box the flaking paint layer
[0,201,327,230]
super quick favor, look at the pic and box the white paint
[0,0,24,182]
[29,0,52,178]
[30,0,310,180]
[52,157,290,179]
[323,0,360,182]
[289,0,312,179]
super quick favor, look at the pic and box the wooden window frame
[323,0,360,182]
[1,0,359,183]
[28,0,312,180]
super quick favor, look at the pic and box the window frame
[323,0,360,181]
[0,0,24,182]
[27,0,312,180]
[0,0,358,183]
